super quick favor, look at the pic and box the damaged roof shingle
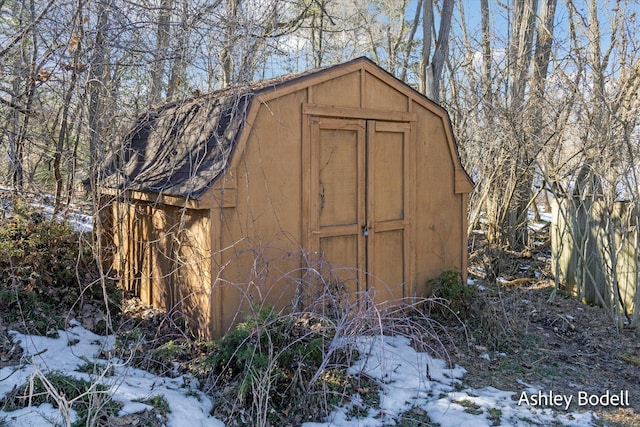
[100,88,252,200]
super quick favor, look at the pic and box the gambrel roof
[100,57,473,201]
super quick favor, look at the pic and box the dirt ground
[443,237,640,427]
[442,280,640,426]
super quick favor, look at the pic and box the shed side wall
[106,198,213,338]
[412,100,466,294]
[172,208,212,339]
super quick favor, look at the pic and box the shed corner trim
[455,170,474,194]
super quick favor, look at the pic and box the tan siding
[363,71,409,111]
[218,205,247,335]
[173,209,211,340]
[413,104,464,295]
[150,206,176,309]
[208,201,223,337]
[311,71,361,107]
[218,89,308,333]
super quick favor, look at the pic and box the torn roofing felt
[100,87,252,200]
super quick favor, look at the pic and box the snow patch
[0,325,218,427]
[305,335,598,427]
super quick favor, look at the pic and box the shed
[99,57,474,338]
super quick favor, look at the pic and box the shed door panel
[309,118,413,301]
[319,235,360,294]
[311,119,366,293]
[370,124,404,222]
[318,126,361,227]
[367,121,413,302]
[369,229,405,302]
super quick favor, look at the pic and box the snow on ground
[0,326,598,426]
[0,188,93,233]
[303,335,596,427]
[0,321,220,427]
[29,201,93,233]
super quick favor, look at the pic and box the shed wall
[412,101,466,295]
[106,199,212,339]
[363,71,408,111]
[217,88,309,333]
[312,72,361,107]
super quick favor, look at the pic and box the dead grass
[447,240,640,425]
[197,277,454,426]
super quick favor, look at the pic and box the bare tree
[86,0,112,191]
[451,0,559,249]
[148,0,173,104]
[420,0,454,102]
[5,0,42,191]
[52,0,87,211]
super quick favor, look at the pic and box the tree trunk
[149,0,173,104]
[11,0,39,192]
[221,0,239,87]
[419,0,432,95]
[54,1,85,212]
[399,0,423,82]
[506,0,540,249]
[508,0,538,109]
[480,0,492,112]
[166,1,188,100]
[420,0,454,101]
[87,0,111,190]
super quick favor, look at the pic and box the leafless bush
[196,250,456,426]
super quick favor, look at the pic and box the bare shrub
[195,252,455,427]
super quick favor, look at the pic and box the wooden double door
[307,117,414,302]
